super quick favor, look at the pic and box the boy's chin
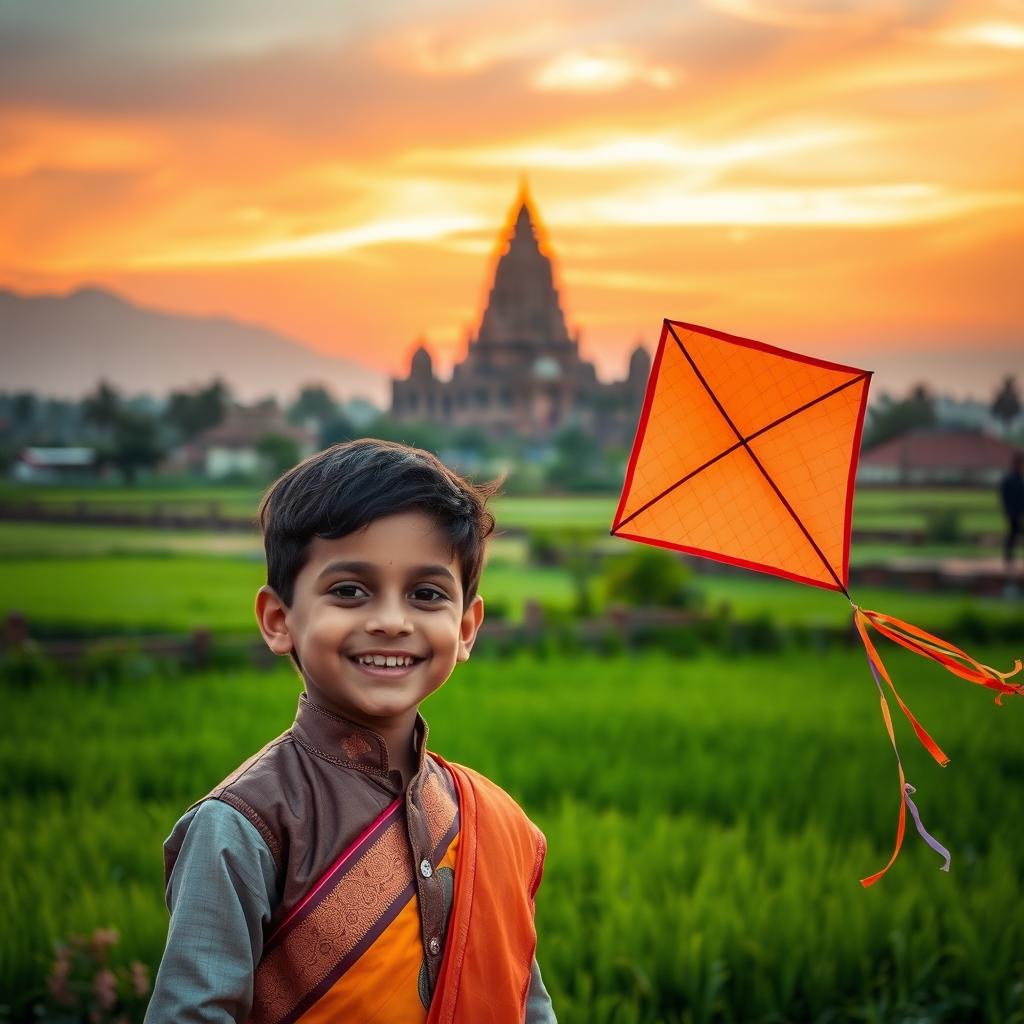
[306,686,420,725]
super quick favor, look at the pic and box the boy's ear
[456,594,485,663]
[256,585,294,656]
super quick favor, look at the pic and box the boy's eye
[329,583,447,602]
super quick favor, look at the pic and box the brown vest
[164,695,457,951]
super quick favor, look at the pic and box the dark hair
[258,438,502,607]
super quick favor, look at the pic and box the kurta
[145,694,555,1023]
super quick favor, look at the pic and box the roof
[192,407,316,450]
[20,447,96,467]
[860,428,1022,471]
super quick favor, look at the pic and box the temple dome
[628,342,651,381]
[410,342,434,379]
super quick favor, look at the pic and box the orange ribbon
[852,604,1021,886]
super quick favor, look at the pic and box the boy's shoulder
[170,725,298,870]
[432,755,542,835]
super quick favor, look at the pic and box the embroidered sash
[250,769,459,1024]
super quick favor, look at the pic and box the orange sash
[427,757,547,1024]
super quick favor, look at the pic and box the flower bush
[41,928,150,1024]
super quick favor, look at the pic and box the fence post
[3,610,29,650]
[191,628,212,670]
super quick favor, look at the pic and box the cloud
[934,19,1024,47]
[701,0,929,31]
[571,182,1024,228]
[531,50,676,92]
[413,122,869,171]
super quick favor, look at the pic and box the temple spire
[476,185,570,348]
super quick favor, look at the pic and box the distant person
[1000,452,1024,570]
[145,440,555,1023]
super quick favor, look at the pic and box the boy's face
[256,510,484,734]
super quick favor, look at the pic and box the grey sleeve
[525,956,556,1023]
[144,800,278,1024]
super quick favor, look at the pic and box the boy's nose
[365,599,413,636]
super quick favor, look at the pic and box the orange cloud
[0,0,1020,396]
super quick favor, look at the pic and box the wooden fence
[2,604,863,670]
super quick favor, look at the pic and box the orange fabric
[859,686,909,888]
[854,608,949,767]
[860,608,1023,696]
[612,319,871,593]
[853,604,1021,883]
[296,835,460,1024]
[426,758,546,1024]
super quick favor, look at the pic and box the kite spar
[611,319,1022,885]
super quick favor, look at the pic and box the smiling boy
[145,439,555,1024]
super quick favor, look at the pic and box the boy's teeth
[358,654,413,667]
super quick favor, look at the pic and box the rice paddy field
[1,485,1021,1022]
[3,647,1024,1022]
[0,484,1011,535]
[0,521,1019,636]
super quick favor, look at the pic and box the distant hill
[0,286,388,405]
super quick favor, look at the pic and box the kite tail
[851,603,1021,886]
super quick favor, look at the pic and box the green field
[1,534,1018,638]
[3,648,1023,1021]
[0,484,1010,534]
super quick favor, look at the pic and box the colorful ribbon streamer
[852,603,1021,886]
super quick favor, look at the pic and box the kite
[611,319,1022,886]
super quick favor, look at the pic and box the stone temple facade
[390,191,650,445]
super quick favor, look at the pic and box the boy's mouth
[347,653,425,677]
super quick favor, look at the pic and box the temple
[390,188,650,444]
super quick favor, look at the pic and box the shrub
[37,927,151,1024]
[0,645,58,687]
[77,640,164,687]
[597,549,705,611]
[731,612,787,653]
[923,508,962,544]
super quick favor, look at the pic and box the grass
[691,574,1018,628]
[1,518,1018,638]
[0,485,1011,534]
[2,647,1023,1020]
[0,554,576,633]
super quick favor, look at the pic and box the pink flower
[93,967,118,1011]
[47,946,73,1006]
[129,960,151,996]
[90,927,120,959]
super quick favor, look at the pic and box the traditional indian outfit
[144,694,555,1023]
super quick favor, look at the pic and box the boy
[145,439,556,1023]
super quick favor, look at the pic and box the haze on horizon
[1,0,1021,399]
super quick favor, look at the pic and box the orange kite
[611,319,1022,885]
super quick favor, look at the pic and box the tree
[545,425,606,491]
[991,376,1021,437]
[12,392,37,425]
[862,384,936,451]
[256,433,301,477]
[365,415,448,455]
[111,410,164,484]
[82,381,121,438]
[319,412,358,449]
[165,379,230,440]
[289,385,337,426]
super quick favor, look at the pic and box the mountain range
[1,286,388,406]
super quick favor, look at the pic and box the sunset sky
[1,0,1022,396]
